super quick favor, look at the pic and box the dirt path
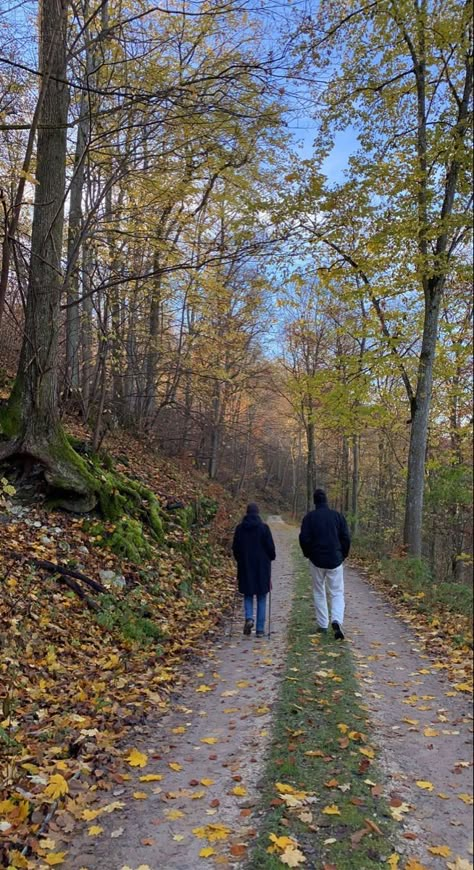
[64,517,296,869]
[62,524,473,870]
[345,566,473,868]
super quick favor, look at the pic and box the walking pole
[229,586,239,638]
[267,587,272,638]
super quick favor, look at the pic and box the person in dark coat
[232,503,276,637]
[299,489,351,639]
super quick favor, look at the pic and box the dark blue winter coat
[232,514,276,596]
[299,503,351,569]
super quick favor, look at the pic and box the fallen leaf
[200,737,218,745]
[166,809,184,820]
[126,749,148,768]
[405,860,429,870]
[132,791,148,800]
[199,847,216,858]
[280,845,307,866]
[415,780,433,791]
[428,846,452,857]
[193,823,231,842]
[231,785,247,796]
[322,804,341,815]
[44,854,68,867]
[230,845,247,857]
[87,825,104,836]
[447,859,473,870]
[44,774,69,800]
[139,774,163,782]
[458,794,474,804]
[169,762,183,771]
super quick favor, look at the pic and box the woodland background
[0,0,472,588]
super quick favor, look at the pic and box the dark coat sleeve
[263,524,276,561]
[338,514,351,560]
[298,514,311,558]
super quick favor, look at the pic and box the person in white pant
[299,489,351,640]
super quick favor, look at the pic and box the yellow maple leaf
[192,823,231,842]
[44,854,68,867]
[126,748,148,768]
[423,727,439,737]
[454,683,472,693]
[165,809,184,820]
[196,684,212,693]
[359,747,375,759]
[386,854,400,868]
[322,804,341,815]
[389,802,410,821]
[337,723,349,733]
[169,762,183,771]
[132,791,148,800]
[139,774,163,782]
[428,846,452,857]
[268,834,297,850]
[405,860,429,870]
[458,794,474,804]
[231,785,247,796]
[200,779,215,786]
[416,780,434,791]
[172,726,187,734]
[8,852,28,869]
[200,737,218,744]
[87,825,103,836]
[275,782,297,794]
[44,774,69,801]
[280,845,307,866]
[199,847,215,858]
[82,808,102,821]
[236,680,249,688]
[447,858,474,870]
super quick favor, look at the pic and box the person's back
[299,499,350,569]
[299,489,350,640]
[232,503,275,637]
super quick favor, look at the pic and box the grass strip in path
[248,548,395,870]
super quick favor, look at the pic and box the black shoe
[256,630,265,638]
[317,626,328,634]
[331,620,345,640]
[243,619,253,636]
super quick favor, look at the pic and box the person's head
[313,489,327,506]
[246,502,260,515]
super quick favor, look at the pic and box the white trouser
[309,562,345,628]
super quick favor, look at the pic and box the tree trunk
[65,91,89,394]
[305,420,316,511]
[351,434,359,535]
[403,284,442,556]
[0,0,96,510]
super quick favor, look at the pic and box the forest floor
[56,519,472,870]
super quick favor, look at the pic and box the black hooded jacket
[232,513,276,596]
[299,499,351,569]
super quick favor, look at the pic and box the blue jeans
[244,594,267,633]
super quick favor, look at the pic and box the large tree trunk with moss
[0,0,96,510]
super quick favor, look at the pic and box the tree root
[6,551,107,593]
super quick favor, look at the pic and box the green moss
[0,381,23,439]
[107,517,152,562]
[96,594,166,647]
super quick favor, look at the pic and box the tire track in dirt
[345,566,473,868]
[63,518,296,869]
